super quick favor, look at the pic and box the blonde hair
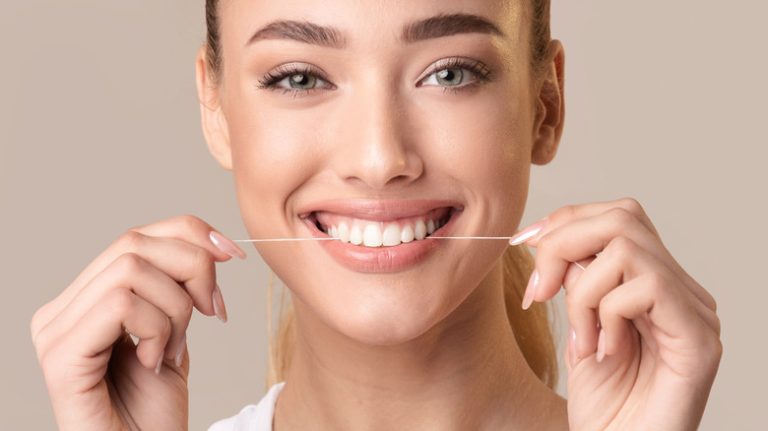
[265,245,559,390]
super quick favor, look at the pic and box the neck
[274,260,567,431]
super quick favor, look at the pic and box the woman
[30,0,722,429]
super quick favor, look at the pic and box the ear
[531,40,565,166]
[195,45,233,171]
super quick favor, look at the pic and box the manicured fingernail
[509,218,548,246]
[521,270,539,310]
[175,333,186,368]
[212,284,228,323]
[209,230,247,259]
[569,327,578,368]
[155,355,164,375]
[596,329,606,363]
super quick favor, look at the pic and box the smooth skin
[31,0,721,429]
[30,217,240,430]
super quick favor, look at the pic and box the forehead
[218,0,527,52]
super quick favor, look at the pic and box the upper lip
[297,199,464,222]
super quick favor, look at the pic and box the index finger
[509,197,660,247]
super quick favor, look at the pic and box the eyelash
[255,57,492,98]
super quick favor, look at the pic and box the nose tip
[334,91,423,190]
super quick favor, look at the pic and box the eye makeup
[255,56,493,98]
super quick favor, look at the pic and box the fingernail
[155,355,163,375]
[209,230,247,259]
[509,218,548,246]
[521,270,539,310]
[568,327,578,368]
[212,284,228,323]
[596,329,606,363]
[175,333,186,368]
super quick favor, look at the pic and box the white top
[207,382,286,431]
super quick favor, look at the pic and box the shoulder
[207,382,286,431]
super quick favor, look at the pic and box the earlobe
[195,46,233,171]
[531,40,566,166]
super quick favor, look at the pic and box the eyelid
[256,57,491,96]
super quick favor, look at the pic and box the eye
[418,58,492,93]
[256,64,334,97]
[256,58,492,97]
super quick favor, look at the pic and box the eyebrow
[245,13,505,48]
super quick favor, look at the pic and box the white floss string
[232,236,588,271]
[232,236,514,243]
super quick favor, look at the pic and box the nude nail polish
[596,329,606,363]
[175,333,186,367]
[569,327,578,368]
[212,284,228,323]
[155,355,163,375]
[522,270,539,310]
[209,230,247,259]
[509,218,548,246]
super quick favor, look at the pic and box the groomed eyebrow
[245,13,505,48]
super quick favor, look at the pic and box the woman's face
[200,0,555,345]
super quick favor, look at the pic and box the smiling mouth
[306,206,458,248]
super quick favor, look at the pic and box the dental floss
[232,237,588,270]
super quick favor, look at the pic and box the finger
[130,214,246,260]
[512,197,660,246]
[35,252,196,366]
[45,288,172,379]
[31,215,236,337]
[528,207,665,304]
[596,272,715,368]
[32,229,221,342]
[525,207,716,315]
[566,237,721,359]
[565,236,658,359]
[512,199,717,312]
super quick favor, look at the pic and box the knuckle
[116,230,146,251]
[617,197,644,216]
[175,214,206,232]
[115,252,147,274]
[607,207,637,229]
[553,204,577,222]
[606,235,636,262]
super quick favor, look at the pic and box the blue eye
[257,57,492,97]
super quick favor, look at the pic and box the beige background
[2,1,765,429]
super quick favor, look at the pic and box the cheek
[425,88,532,230]
[226,100,323,238]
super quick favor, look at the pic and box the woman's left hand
[510,197,722,431]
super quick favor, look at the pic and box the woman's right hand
[30,215,247,431]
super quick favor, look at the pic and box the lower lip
[301,208,461,273]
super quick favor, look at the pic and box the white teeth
[414,219,427,240]
[338,222,350,242]
[325,213,450,247]
[363,224,383,247]
[382,224,401,246]
[349,225,363,245]
[400,224,414,243]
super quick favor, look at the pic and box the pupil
[290,73,314,89]
[437,68,462,85]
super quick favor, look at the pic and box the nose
[331,81,424,190]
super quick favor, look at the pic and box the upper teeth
[323,216,447,247]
